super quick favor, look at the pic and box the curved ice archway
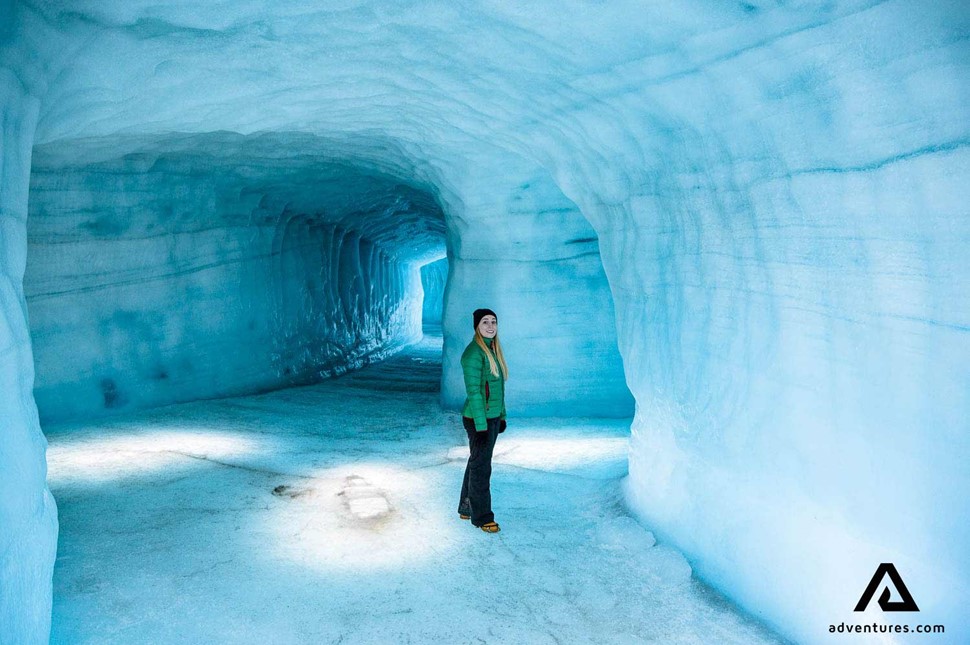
[2,1,968,643]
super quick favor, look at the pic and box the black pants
[458,417,501,526]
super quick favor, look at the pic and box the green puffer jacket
[460,337,506,431]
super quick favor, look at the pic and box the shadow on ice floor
[45,328,786,644]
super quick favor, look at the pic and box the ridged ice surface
[1,1,968,643]
[25,132,445,423]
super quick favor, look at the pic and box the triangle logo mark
[854,563,920,612]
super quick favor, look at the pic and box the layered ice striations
[25,133,445,423]
[440,164,635,418]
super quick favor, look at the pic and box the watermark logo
[828,564,942,635]
[854,563,919,612]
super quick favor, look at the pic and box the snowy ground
[46,330,785,644]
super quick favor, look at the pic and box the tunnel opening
[419,256,447,334]
[24,131,449,425]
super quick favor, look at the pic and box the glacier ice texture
[1,0,968,643]
[420,258,447,326]
[25,132,444,423]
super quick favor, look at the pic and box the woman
[457,308,508,533]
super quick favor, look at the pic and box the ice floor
[46,330,785,644]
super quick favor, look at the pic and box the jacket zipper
[484,345,493,411]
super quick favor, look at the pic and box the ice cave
[1,1,967,643]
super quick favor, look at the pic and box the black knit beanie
[473,308,497,329]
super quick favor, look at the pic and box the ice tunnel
[1,1,968,643]
[24,132,454,422]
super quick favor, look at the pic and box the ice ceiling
[1,1,968,643]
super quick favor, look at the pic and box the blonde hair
[474,330,508,380]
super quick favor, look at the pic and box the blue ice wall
[420,258,447,325]
[0,8,58,640]
[440,162,635,418]
[24,133,444,423]
[1,1,967,644]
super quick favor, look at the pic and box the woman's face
[477,315,497,339]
